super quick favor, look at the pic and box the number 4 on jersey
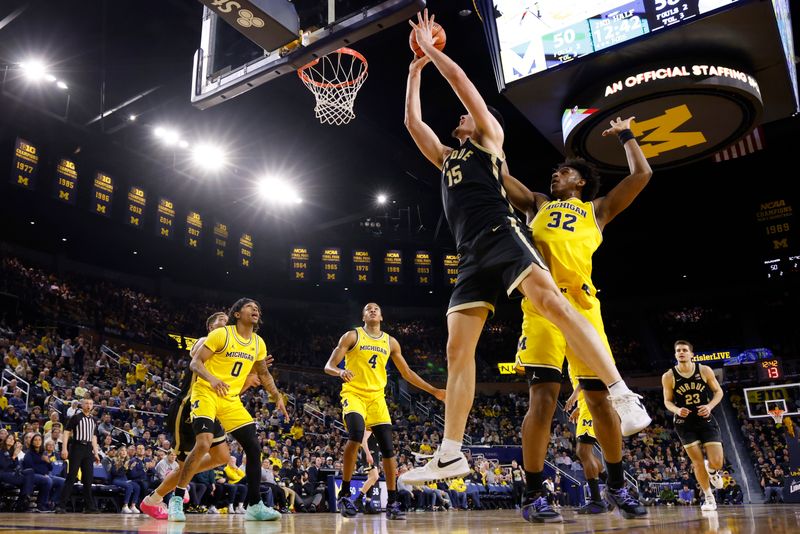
[368,354,379,369]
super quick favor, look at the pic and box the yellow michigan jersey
[342,327,390,395]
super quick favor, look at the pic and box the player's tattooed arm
[253,359,289,419]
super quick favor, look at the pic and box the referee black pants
[59,442,97,511]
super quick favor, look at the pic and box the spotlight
[192,144,227,171]
[133,251,138,255]
[178,140,189,149]
[55,80,68,90]
[257,176,302,205]
[376,193,387,205]
[61,238,67,242]
[154,126,179,146]
[44,74,56,83]
[20,60,46,81]
[128,114,137,121]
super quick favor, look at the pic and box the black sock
[339,480,351,499]
[174,487,186,499]
[525,470,543,497]
[387,489,398,504]
[606,460,624,490]
[588,478,602,501]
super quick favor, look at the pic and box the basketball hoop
[769,407,785,424]
[298,47,368,126]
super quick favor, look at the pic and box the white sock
[440,438,462,455]
[704,490,714,500]
[608,381,632,397]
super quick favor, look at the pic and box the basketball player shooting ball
[400,9,650,486]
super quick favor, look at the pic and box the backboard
[744,383,800,419]
[191,0,425,109]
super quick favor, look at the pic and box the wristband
[617,129,635,145]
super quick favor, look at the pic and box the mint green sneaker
[244,501,281,521]
[167,496,185,522]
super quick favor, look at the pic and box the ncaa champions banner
[239,233,253,268]
[414,251,432,286]
[443,254,459,285]
[384,250,402,285]
[92,171,114,217]
[126,186,146,228]
[156,198,175,239]
[10,138,39,190]
[322,248,342,282]
[290,246,310,281]
[185,211,202,249]
[54,158,78,205]
[353,250,372,283]
[213,222,228,258]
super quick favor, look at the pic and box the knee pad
[344,413,365,444]
[371,423,394,458]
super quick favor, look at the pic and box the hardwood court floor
[1,504,797,534]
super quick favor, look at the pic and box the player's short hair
[559,157,601,200]
[227,298,262,332]
[487,105,505,132]
[205,311,227,332]
[674,339,694,352]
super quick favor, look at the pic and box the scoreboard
[493,0,741,84]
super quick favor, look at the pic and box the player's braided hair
[560,157,601,200]
[227,298,263,332]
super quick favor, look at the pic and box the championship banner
[214,222,228,259]
[756,198,795,257]
[54,158,78,205]
[126,186,146,228]
[185,211,202,249]
[353,250,372,283]
[290,246,310,281]
[92,171,114,217]
[322,248,342,282]
[156,198,175,239]
[10,138,39,190]
[444,254,459,286]
[239,233,253,268]
[384,250,402,285]
[414,251,432,286]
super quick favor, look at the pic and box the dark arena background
[1,0,800,532]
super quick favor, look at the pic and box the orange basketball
[409,23,446,57]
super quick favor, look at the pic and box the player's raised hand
[409,55,431,75]
[339,369,355,383]
[276,397,290,420]
[209,376,230,397]
[602,116,635,137]
[409,9,436,50]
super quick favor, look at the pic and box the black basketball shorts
[168,396,226,462]
[674,415,722,448]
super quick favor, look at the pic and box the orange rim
[297,47,368,89]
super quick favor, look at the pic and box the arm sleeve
[203,327,228,353]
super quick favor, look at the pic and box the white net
[298,48,368,126]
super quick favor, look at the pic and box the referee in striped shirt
[56,397,101,513]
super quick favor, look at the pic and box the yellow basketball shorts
[515,291,614,381]
[574,394,596,442]
[190,380,254,433]
[341,390,392,428]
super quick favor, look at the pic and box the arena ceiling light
[376,193,388,205]
[191,143,227,172]
[153,126,181,146]
[257,176,302,205]
[19,60,69,90]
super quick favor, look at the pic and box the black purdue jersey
[441,138,516,248]
[671,363,712,419]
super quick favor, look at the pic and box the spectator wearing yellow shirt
[419,440,433,455]
[73,380,88,399]
[135,362,147,383]
[215,459,247,514]
[448,477,468,509]
[125,370,137,386]
[268,450,282,469]
[43,411,60,433]
[290,421,304,441]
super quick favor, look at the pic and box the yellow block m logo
[773,238,789,249]
[631,105,707,158]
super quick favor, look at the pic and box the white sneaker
[398,449,470,486]
[701,494,717,511]
[207,505,219,514]
[235,503,246,514]
[131,504,141,514]
[121,505,132,514]
[228,504,234,514]
[609,392,652,436]
[706,460,724,489]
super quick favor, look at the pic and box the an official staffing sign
[10,138,39,190]
[126,186,146,228]
[444,254,459,286]
[54,158,78,205]
[322,248,342,282]
[157,198,175,239]
[92,171,114,216]
[353,250,372,283]
[186,211,202,249]
[239,233,253,268]
[414,251,432,286]
[384,250,402,285]
[290,246,310,281]
[214,222,228,258]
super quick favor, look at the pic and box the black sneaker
[364,498,380,514]
[54,506,66,514]
[386,501,406,520]
[353,494,365,513]
[521,495,562,523]
[338,496,358,517]
[577,499,610,514]
[604,487,647,519]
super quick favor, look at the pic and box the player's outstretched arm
[324,330,358,382]
[410,9,503,155]
[388,336,445,401]
[594,116,653,229]
[501,161,549,221]
[697,365,724,418]
[405,55,451,169]
[190,345,229,397]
